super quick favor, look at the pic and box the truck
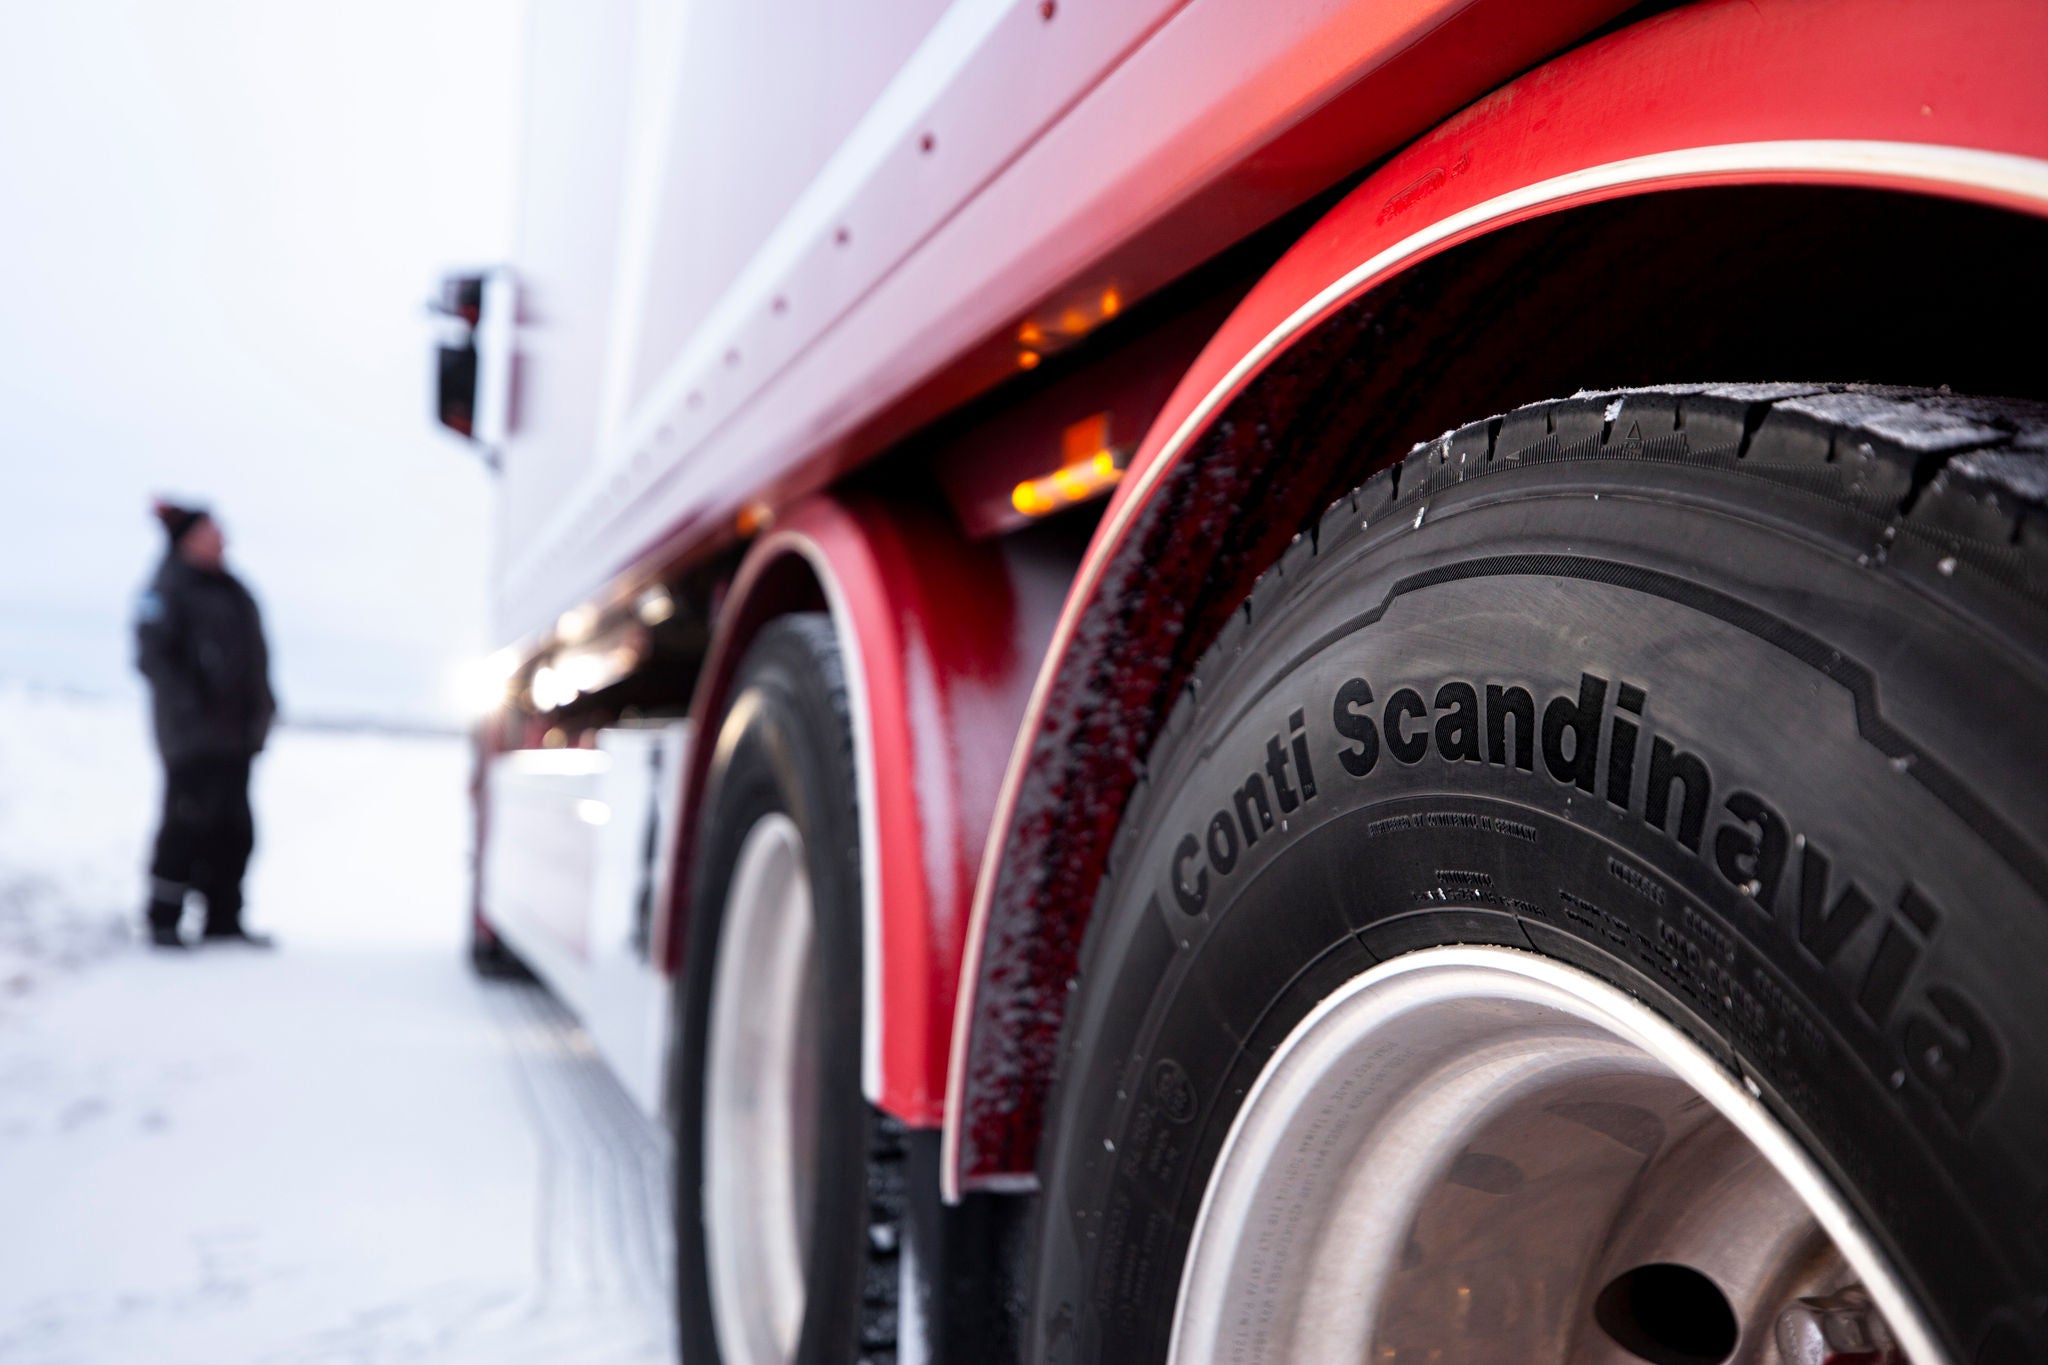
[431,2,2048,1361]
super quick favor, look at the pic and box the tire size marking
[1159,668,2005,1130]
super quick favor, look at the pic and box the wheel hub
[704,813,821,1365]
[1168,947,1939,1365]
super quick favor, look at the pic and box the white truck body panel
[481,724,689,1118]
[488,0,1551,646]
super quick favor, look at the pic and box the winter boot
[146,882,186,950]
[200,890,271,947]
[200,918,274,948]
[201,927,274,948]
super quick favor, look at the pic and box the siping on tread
[1179,384,2048,747]
[1100,382,2048,953]
[1376,384,2048,600]
[1041,384,2048,1365]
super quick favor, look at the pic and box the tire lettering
[1233,773,1274,847]
[1172,834,1206,915]
[1646,737,1711,853]
[1795,842,1874,966]
[1333,678,1379,776]
[1713,791,1790,910]
[1154,669,2001,1130]
[1433,682,1483,762]
[1607,856,1667,907]
[1858,912,1926,1025]
[1542,672,1606,793]
[1486,684,1534,770]
[1904,984,2002,1127]
[1204,811,1239,875]
[1288,709,1317,800]
[1263,733,1301,812]
[1607,682,1646,811]
[1384,687,1428,764]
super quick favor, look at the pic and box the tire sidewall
[1031,460,2048,1364]
[674,623,870,1365]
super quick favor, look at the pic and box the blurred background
[1,2,513,722]
[0,6,675,1361]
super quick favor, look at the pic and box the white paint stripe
[940,139,2048,1201]
[757,531,889,1108]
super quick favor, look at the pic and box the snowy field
[0,687,675,1364]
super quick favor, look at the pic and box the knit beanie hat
[154,499,210,547]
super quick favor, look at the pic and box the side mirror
[437,335,480,438]
[431,269,514,461]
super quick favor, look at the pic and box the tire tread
[1042,383,2048,1365]
[1127,384,2048,869]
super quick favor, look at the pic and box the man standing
[135,501,276,948]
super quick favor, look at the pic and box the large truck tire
[1029,385,2048,1365]
[467,911,533,980]
[673,615,905,1365]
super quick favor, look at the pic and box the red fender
[944,0,2048,1196]
[666,494,1067,1125]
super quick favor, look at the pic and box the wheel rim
[1169,946,1943,1365]
[705,813,821,1365]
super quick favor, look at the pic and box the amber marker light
[1016,283,1119,368]
[1011,412,1125,517]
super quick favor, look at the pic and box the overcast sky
[0,3,523,723]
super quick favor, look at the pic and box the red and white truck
[434,2,2048,1360]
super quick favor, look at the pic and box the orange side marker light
[1012,413,1124,517]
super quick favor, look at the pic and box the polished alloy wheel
[704,812,822,1365]
[1170,947,1937,1365]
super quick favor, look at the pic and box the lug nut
[1774,1286,1899,1364]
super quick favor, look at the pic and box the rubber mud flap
[1028,386,2048,1364]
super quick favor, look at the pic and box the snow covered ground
[0,687,675,1364]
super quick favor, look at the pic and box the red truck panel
[663,495,1069,1124]
[944,0,2048,1196]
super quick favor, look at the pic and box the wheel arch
[944,0,2048,1197]
[665,492,1069,1127]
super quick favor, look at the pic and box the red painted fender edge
[943,0,2048,1198]
[663,494,1069,1126]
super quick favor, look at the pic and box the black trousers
[149,754,254,934]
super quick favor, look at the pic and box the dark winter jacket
[134,555,276,765]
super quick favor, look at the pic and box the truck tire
[467,911,532,980]
[1029,385,2048,1365]
[674,615,904,1365]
